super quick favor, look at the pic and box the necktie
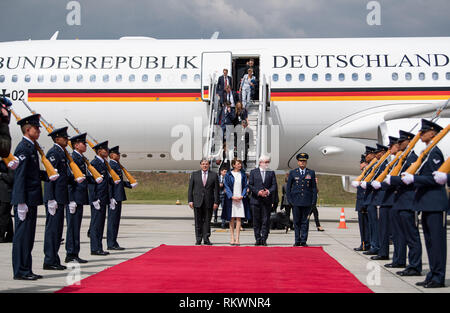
[224,76,228,88]
[261,171,265,183]
[202,172,207,186]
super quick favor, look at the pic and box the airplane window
[25,75,31,83]
[285,74,292,82]
[312,73,318,81]
[194,74,200,82]
[352,73,358,81]
[77,74,83,82]
[51,75,57,82]
[103,74,109,82]
[338,73,345,81]
[38,75,44,83]
[419,72,425,81]
[116,74,122,82]
[325,73,331,81]
[405,73,412,81]
[129,74,136,82]
[272,74,278,82]
[90,74,96,82]
[298,74,305,82]
[365,73,372,81]
[64,75,70,82]
[0,75,4,83]
[446,72,450,80]
[142,74,148,82]
[392,73,398,81]
[12,75,18,83]
[181,74,188,82]
[432,72,439,80]
[155,74,162,82]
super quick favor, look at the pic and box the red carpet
[57,245,372,293]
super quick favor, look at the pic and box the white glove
[69,201,77,214]
[384,175,391,185]
[131,182,138,188]
[95,176,104,184]
[48,200,57,216]
[93,199,101,210]
[114,179,121,185]
[433,171,448,185]
[76,176,86,184]
[110,198,117,210]
[17,203,28,221]
[351,181,360,188]
[371,181,381,190]
[360,181,367,189]
[401,172,414,185]
[8,157,19,169]
[49,169,60,181]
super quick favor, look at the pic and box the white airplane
[0,35,449,188]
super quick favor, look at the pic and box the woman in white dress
[239,68,256,109]
[224,159,248,245]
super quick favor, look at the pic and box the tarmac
[0,204,449,293]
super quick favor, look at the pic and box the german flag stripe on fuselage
[270,87,450,101]
[28,89,203,102]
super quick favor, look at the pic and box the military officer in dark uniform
[43,127,77,271]
[402,119,447,288]
[0,157,14,243]
[11,114,51,280]
[286,153,317,247]
[354,154,370,251]
[90,141,112,255]
[107,146,134,251]
[65,133,95,263]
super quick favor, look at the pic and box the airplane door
[201,51,232,101]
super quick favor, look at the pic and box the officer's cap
[70,132,87,144]
[365,146,376,155]
[109,146,120,155]
[388,136,398,147]
[93,141,108,151]
[360,154,366,164]
[376,144,389,153]
[398,130,415,142]
[17,114,41,128]
[48,126,69,139]
[296,153,309,161]
[0,97,12,107]
[419,119,443,133]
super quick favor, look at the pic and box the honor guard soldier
[11,114,48,280]
[386,130,422,274]
[354,154,370,251]
[43,127,73,271]
[402,119,447,288]
[90,141,112,256]
[286,153,317,247]
[65,133,92,264]
[107,146,132,251]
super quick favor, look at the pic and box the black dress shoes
[371,255,389,260]
[65,256,88,263]
[396,269,422,276]
[14,274,38,281]
[293,242,301,247]
[203,240,212,245]
[31,273,43,279]
[384,263,406,268]
[107,246,125,251]
[300,242,308,247]
[363,250,379,256]
[261,240,267,246]
[354,246,364,251]
[43,264,67,271]
[91,250,110,256]
[423,281,445,288]
[195,241,201,245]
[415,280,429,287]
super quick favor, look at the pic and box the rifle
[9,108,59,181]
[355,158,378,182]
[437,157,450,173]
[22,101,86,183]
[405,125,450,174]
[2,153,18,168]
[388,131,422,177]
[65,118,121,184]
[375,151,403,183]
[363,149,391,182]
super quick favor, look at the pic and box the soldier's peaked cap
[70,133,87,143]
[17,114,41,127]
[398,130,415,142]
[419,119,443,133]
[48,127,69,139]
[109,146,120,154]
[93,141,108,151]
[296,153,309,161]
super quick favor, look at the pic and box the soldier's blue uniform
[286,153,317,246]
[11,114,47,280]
[354,154,370,251]
[89,141,112,255]
[107,146,132,250]
[410,120,447,287]
[43,127,73,270]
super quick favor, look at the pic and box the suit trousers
[292,206,312,244]
[367,205,380,252]
[65,204,84,257]
[90,204,107,252]
[107,201,122,248]
[357,211,370,247]
[251,201,272,242]
[194,203,213,242]
[12,205,37,277]
[0,201,13,240]
[389,208,407,265]
[43,203,65,266]
[378,206,391,257]
[398,210,422,272]
[422,211,446,284]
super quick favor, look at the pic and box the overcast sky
[0,0,449,42]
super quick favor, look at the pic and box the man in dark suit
[216,69,232,102]
[107,146,135,250]
[43,126,77,271]
[217,102,235,143]
[286,153,317,247]
[0,157,14,243]
[220,85,238,107]
[11,114,52,280]
[354,154,370,251]
[248,155,278,246]
[402,119,447,288]
[188,158,220,245]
